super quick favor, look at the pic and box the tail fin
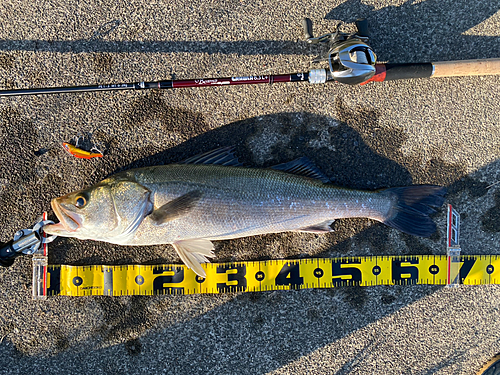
[381,185,446,237]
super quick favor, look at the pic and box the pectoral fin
[150,191,203,225]
[172,239,216,277]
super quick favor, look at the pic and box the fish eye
[75,196,87,208]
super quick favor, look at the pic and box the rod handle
[302,18,314,40]
[355,18,369,38]
[432,58,500,77]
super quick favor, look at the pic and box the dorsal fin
[271,157,330,183]
[179,146,242,166]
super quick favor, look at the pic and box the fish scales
[126,164,389,244]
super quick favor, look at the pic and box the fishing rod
[0,19,499,97]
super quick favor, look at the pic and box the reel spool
[303,18,377,85]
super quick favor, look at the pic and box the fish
[44,147,446,277]
[62,142,103,159]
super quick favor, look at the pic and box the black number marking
[73,276,83,286]
[152,266,185,295]
[429,265,440,275]
[332,259,362,286]
[47,267,61,296]
[314,268,324,278]
[217,264,247,292]
[135,275,145,285]
[196,275,206,283]
[372,265,381,276]
[460,256,476,282]
[275,263,304,289]
[392,257,419,285]
[255,271,265,281]
[487,265,494,275]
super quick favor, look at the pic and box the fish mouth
[50,199,82,232]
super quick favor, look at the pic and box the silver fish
[44,147,446,277]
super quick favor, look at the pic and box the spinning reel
[303,18,377,85]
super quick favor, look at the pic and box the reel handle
[0,240,18,267]
[355,18,370,38]
[302,18,314,40]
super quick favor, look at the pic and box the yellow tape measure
[45,255,500,297]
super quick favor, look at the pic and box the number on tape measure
[392,258,419,285]
[217,264,247,292]
[332,259,362,286]
[275,263,303,289]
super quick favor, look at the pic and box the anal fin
[172,239,216,277]
[295,220,334,233]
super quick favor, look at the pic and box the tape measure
[44,254,500,297]
[32,204,492,298]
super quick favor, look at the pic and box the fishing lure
[62,142,103,159]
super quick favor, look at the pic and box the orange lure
[62,142,103,159]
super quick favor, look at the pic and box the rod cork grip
[432,58,500,77]
[383,63,434,80]
[303,18,314,40]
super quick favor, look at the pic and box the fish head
[44,178,152,243]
